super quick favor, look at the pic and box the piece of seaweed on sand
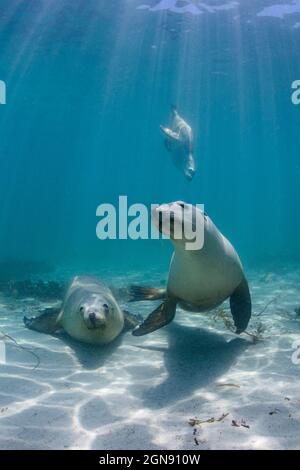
[214,308,266,343]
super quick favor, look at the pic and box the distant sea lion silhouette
[24,276,141,345]
[160,106,196,181]
[130,202,251,336]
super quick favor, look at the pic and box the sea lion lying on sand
[24,276,141,345]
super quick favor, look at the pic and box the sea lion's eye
[79,306,85,315]
[103,303,109,311]
[178,202,185,209]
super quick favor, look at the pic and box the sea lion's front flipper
[160,125,180,141]
[24,307,62,334]
[122,311,143,332]
[132,298,177,336]
[230,278,252,334]
[127,286,167,302]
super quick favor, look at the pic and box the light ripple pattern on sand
[0,267,300,449]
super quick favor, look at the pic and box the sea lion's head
[152,201,205,251]
[79,297,113,330]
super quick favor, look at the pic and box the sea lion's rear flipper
[122,311,144,332]
[132,298,177,336]
[184,154,196,180]
[230,278,252,334]
[24,307,62,334]
[184,166,196,181]
[160,125,180,141]
[127,286,167,302]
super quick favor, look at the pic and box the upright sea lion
[130,202,251,336]
[24,276,140,345]
[160,106,196,181]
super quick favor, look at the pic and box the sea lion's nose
[89,312,96,324]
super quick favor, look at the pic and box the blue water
[0,0,299,274]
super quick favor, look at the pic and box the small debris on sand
[241,420,250,429]
[192,427,207,446]
[189,413,229,427]
[269,408,280,415]
[231,419,250,429]
[0,329,40,369]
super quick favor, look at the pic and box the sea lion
[160,106,196,181]
[24,276,140,345]
[130,201,251,336]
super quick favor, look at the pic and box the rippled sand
[0,267,300,450]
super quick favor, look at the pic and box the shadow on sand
[140,323,249,408]
[54,331,124,370]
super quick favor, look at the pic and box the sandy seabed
[0,266,300,450]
